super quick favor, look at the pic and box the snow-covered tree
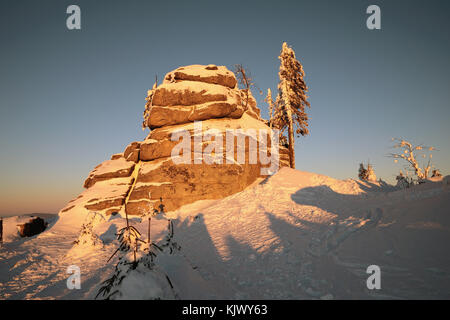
[396,170,413,189]
[389,138,437,181]
[73,212,105,247]
[266,90,285,145]
[147,197,165,244]
[97,218,179,300]
[265,89,275,129]
[358,162,377,182]
[96,197,180,300]
[273,42,311,169]
[358,163,367,181]
[431,169,442,178]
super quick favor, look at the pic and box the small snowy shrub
[73,212,104,247]
[431,169,442,178]
[358,162,377,182]
[96,218,180,300]
[396,171,414,189]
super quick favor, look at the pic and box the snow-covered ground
[1,168,449,299]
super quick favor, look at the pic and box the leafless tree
[234,64,254,111]
[388,138,437,181]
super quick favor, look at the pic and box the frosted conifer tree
[73,212,105,247]
[358,163,368,181]
[366,163,377,182]
[358,162,377,182]
[273,42,311,169]
[97,217,179,300]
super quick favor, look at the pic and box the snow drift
[1,168,449,299]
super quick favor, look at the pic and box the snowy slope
[1,168,449,299]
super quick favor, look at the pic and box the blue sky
[1,0,449,215]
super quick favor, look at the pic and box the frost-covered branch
[388,138,437,181]
[234,64,254,111]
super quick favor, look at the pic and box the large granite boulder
[60,64,290,218]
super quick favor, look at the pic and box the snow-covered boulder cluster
[60,64,290,218]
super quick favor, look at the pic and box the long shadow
[171,210,322,299]
[99,224,117,244]
[0,183,387,300]
[171,207,335,299]
[172,213,239,298]
[0,250,31,283]
[263,210,373,298]
[354,180,396,193]
[290,184,388,220]
[286,183,450,299]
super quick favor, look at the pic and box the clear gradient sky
[1,0,449,215]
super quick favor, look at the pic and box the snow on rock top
[147,113,272,141]
[83,158,135,188]
[153,81,235,106]
[163,64,237,88]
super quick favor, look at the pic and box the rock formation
[17,217,48,238]
[60,64,290,217]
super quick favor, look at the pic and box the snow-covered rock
[163,64,237,88]
[61,64,290,218]
[83,158,135,189]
